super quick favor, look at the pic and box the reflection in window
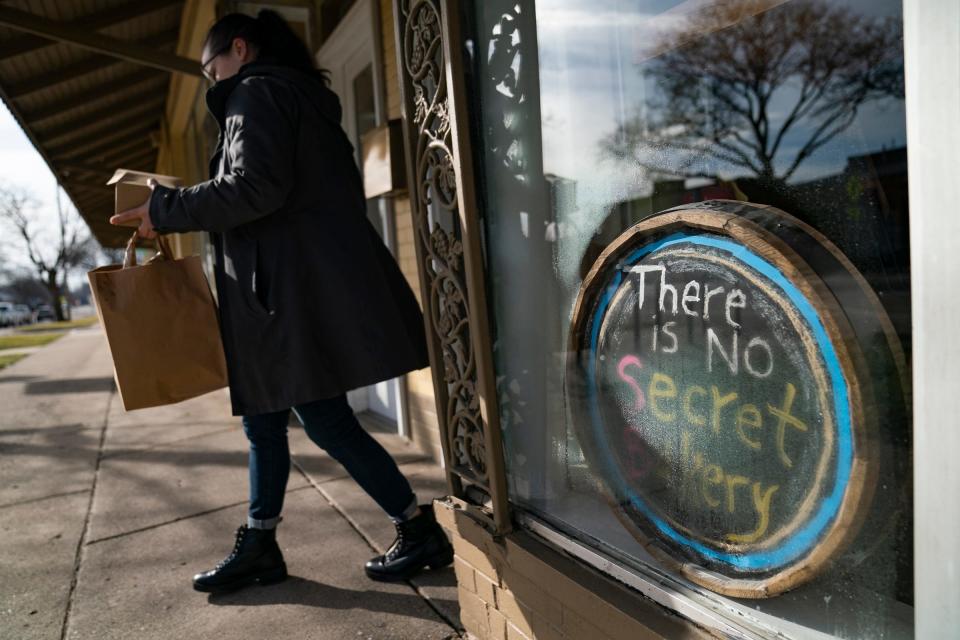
[469,0,911,637]
[596,0,907,313]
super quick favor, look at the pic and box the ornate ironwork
[395,0,500,498]
[485,5,529,177]
[469,0,559,506]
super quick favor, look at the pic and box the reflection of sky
[535,0,906,284]
[536,0,905,194]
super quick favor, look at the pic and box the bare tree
[0,182,97,321]
[0,269,53,305]
[602,0,903,184]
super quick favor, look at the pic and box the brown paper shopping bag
[88,231,228,410]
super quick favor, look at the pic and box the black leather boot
[365,504,454,582]
[192,525,288,593]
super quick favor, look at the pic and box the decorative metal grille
[394,0,510,532]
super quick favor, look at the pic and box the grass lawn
[0,353,27,370]
[15,315,98,332]
[0,332,66,350]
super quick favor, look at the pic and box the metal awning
[0,1,201,248]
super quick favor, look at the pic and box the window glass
[467,0,911,636]
[350,64,389,244]
[352,64,378,142]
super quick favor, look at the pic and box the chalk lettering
[623,426,653,482]
[661,275,678,314]
[701,464,723,507]
[632,264,677,314]
[661,321,678,354]
[768,383,808,469]
[710,386,739,434]
[631,267,750,329]
[632,264,661,313]
[617,355,645,410]
[735,403,763,451]
[703,284,725,321]
[744,337,774,378]
[725,474,750,513]
[594,245,837,562]
[707,327,738,375]
[649,372,677,422]
[678,430,696,501]
[692,452,704,471]
[679,441,783,544]
[682,281,701,316]
[725,289,746,328]
[689,451,706,504]
[682,385,708,427]
[726,483,780,544]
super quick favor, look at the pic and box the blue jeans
[241,394,417,528]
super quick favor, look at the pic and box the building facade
[385,1,954,637]
[1,0,956,638]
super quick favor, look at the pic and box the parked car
[34,305,56,322]
[14,304,34,325]
[0,302,13,327]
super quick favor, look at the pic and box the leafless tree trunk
[0,182,96,321]
[601,0,903,186]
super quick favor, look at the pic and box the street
[0,323,461,639]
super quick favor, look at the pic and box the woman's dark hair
[204,9,319,77]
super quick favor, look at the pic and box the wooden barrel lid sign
[567,203,881,598]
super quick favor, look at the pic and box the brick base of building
[432,498,711,640]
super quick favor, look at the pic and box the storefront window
[466,0,911,636]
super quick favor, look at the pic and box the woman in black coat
[111,10,452,593]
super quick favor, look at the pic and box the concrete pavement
[0,323,462,639]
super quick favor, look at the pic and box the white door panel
[318,0,401,428]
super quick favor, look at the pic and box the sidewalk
[0,324,462,639]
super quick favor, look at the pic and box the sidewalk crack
[289,455,433,488]
[59,384,114,640]
[0,488,90,511]
[99,425,238,460]
[84,486,313,546]
[291,456,463,636]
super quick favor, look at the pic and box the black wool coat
[148,61,429,416]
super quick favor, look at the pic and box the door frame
[317,0,382,151]
[317,0,410,438]
[904,0,960,635]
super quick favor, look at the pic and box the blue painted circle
[584,231,853,571]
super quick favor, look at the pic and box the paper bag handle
[122,231,138,268]
[122,231,174,269]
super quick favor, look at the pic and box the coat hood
[206,60,342,127]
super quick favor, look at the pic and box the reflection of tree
[602,0,903,184]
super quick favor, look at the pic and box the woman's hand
[110,178,158,239]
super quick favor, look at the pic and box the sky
[534,0,906,188]
[0,101,99,289]
[527,0,907,287]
